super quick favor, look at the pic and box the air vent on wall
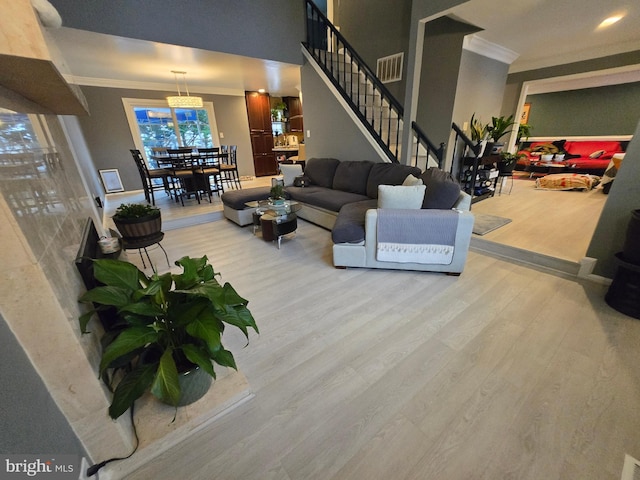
[621,454,640,480]
[376,52,404,83]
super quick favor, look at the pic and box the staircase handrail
[451,122,481,156]
[411,121,445,167]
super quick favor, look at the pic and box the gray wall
[50,0,306,65]
[525,82,640,137]
[301,59,387,162]
[0,314,86,456]
[453,50,511,130]
[77,86,253,192]
[419,17,484,148]
[333,0,412,102]
[587,120,640,278]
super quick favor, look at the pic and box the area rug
[472,213,512,235]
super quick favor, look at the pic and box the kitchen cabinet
[246,91,278,176]
[284,96,304,132]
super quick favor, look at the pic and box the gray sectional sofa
[221,158,474,274]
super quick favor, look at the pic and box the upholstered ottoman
[221,186,272,226]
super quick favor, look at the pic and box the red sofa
[517,139,626,175]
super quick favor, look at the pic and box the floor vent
[621,454,640,480]
[376,52,403,83]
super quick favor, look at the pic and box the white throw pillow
[377,185,426,209]
[402,174,424,186]
[279,164,303,186]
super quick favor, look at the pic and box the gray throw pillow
[420,167,461,209]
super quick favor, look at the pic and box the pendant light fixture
[167,70,203,108]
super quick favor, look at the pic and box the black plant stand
[605,253,640,320]
[121,232,170,270]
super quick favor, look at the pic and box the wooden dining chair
[130,149,170,206]
[219,145,242,189]
[196,147,223,198]
[166,148,201,205]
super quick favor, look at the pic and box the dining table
[150,150,230,204]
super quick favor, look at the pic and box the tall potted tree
[78,255,258,419]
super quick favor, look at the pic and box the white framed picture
[99,169,125,193]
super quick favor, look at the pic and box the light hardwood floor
[107,199,640,480]
[469,171,607,262]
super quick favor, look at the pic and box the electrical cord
[86,403,139,477]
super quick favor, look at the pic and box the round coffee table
[527,161,567,178]
[248,200,301,248]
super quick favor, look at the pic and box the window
[0,110,39,153]
[123,99,220,168]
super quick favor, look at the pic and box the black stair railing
[411,121,445,169]
[304,0,403,163]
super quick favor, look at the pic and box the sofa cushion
[420,167,461,209]
[286,186,369,212]
[366,163,422,198]
[564,141,623,159]
[378,185,426,209]
[221,186,272,210]
[332,160,374,195]
[303,157,341,188]
[332,199,377,244]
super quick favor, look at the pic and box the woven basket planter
[113,212,161,240]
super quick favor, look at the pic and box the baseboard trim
[471,237,580,277]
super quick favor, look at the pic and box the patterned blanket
[535,173,600,191]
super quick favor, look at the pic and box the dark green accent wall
[525,82,640,136]
[419,17,486,147]
[0,314,86,456]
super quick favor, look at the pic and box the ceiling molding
[463,35,519,65]
[62,75,245,97]
[525,64,640,95]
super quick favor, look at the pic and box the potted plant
[269,183,285,205]
[486,115,516,154]
[469,113,493,157]
[112,203,161,239]
[498,151,526,174]
[78,255,258,419]
[517,123,533,145]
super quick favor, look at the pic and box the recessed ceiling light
[258,88,266,93]
[598,14,623,29]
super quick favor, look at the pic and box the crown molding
[62,75,245,97]
[463,35,520,65]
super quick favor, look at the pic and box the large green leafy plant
[487,115,515,142]
[79,255,258,419]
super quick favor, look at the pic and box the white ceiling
[48,0,640,97]
[450,0,640,73]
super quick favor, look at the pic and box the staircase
[304,0,443,169]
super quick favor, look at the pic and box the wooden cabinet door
[285,96,302,117]
[246,91,271,132]
[246,92,277,176]
[250,132,277,176]
[289,116,304,132]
